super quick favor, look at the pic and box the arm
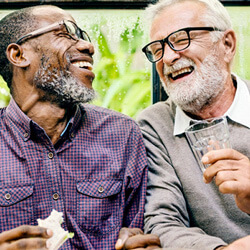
[0,225,52,250]
[121,124,148,229]
[116,124,160,249]
[202,148,250,214]
[138,114,227,249]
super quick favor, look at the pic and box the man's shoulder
[137,99,175,123]
[80,103,138,127]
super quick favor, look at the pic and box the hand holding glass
[185,117,231,172]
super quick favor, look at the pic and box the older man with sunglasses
[137,0,250,249]
[0,5,162,250]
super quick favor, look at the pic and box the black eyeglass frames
[142,27,222,63]
[15,20,91,45]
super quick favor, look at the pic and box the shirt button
[98,186,104,193]
[70,132,74,138]
[48,152,54,159]
[5,193,11,200]
[53,193,59,200]
[24,132,29,138]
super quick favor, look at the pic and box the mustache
[163,58,196,75]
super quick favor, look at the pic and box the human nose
[161,42,181,65]
[75,39,95,56]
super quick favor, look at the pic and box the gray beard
[33,56,96,107]
[162,53,227,113]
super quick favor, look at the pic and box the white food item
[37,210,74,250]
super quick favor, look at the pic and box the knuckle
[215,171,223,181]
[133,228,143,235]
[219,182,230,193]
[151,233,160,241]
[119,227,128,235]
[120,227,128,232]
[203,171,208,179]
[203,170,212,181]
[0,243,9,250]
[17,239,28,249]
[216,162,225,171]
[37,239,46,248]
[18,225,30,236]
[38,226,46,235]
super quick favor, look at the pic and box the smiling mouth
[169,66,194,80]
[72,61,93,71]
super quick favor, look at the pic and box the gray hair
[145,0,232,42]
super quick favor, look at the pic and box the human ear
[6,43,30,67]
[222,29,236,64]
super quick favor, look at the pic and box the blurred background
[0,0,249,119]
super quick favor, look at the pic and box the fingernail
[202,156,208,163]
[203,176,208,183]
[115,239,123,248]
[47,229,53,237]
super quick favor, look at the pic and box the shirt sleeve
[122,123,148,230]
[138,115,227,250]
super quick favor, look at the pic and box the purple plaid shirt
[0,99,148,250]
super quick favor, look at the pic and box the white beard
[162,53,227,113]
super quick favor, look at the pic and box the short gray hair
[145,0,232,42]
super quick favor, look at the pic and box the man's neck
[186,76,237,120]
[29,103,71,145]
[17,94,72,144]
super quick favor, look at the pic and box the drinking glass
[185,117,231,171]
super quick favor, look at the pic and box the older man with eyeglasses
[137,0,250,249]
[0,5,162,250]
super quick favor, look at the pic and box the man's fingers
[214,170,236,186]
[0,225,52,243]
[1,237,49,250]
[116,228,143,249]
[218,180,239,194]
[124,234,161,249]
[203,160,228,183]
[202,150,240,183]
[202,149,244,165]
[203,153,250,185]
[203,157,244,183]
[208,170,248,195]
[131,246,161,250]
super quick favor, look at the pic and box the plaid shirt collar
[6,98,84,141]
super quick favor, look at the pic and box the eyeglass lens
[145,29,190,62]
[64,21,90,42]
[169,30,190,50]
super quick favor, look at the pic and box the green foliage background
[227,7,250,79]
[0,7,249,119]
[90,19,151,118]
[0,76,10,108]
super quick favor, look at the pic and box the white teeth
[172,67,192,78]
[72,61,93,70]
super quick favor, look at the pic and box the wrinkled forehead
[150,1,206,40]
[32,6,75,25]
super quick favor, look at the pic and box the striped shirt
[0,98,148,250]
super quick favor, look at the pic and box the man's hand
[202,148,250,213]
[0,225,53,249]
[115,227,161,250]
